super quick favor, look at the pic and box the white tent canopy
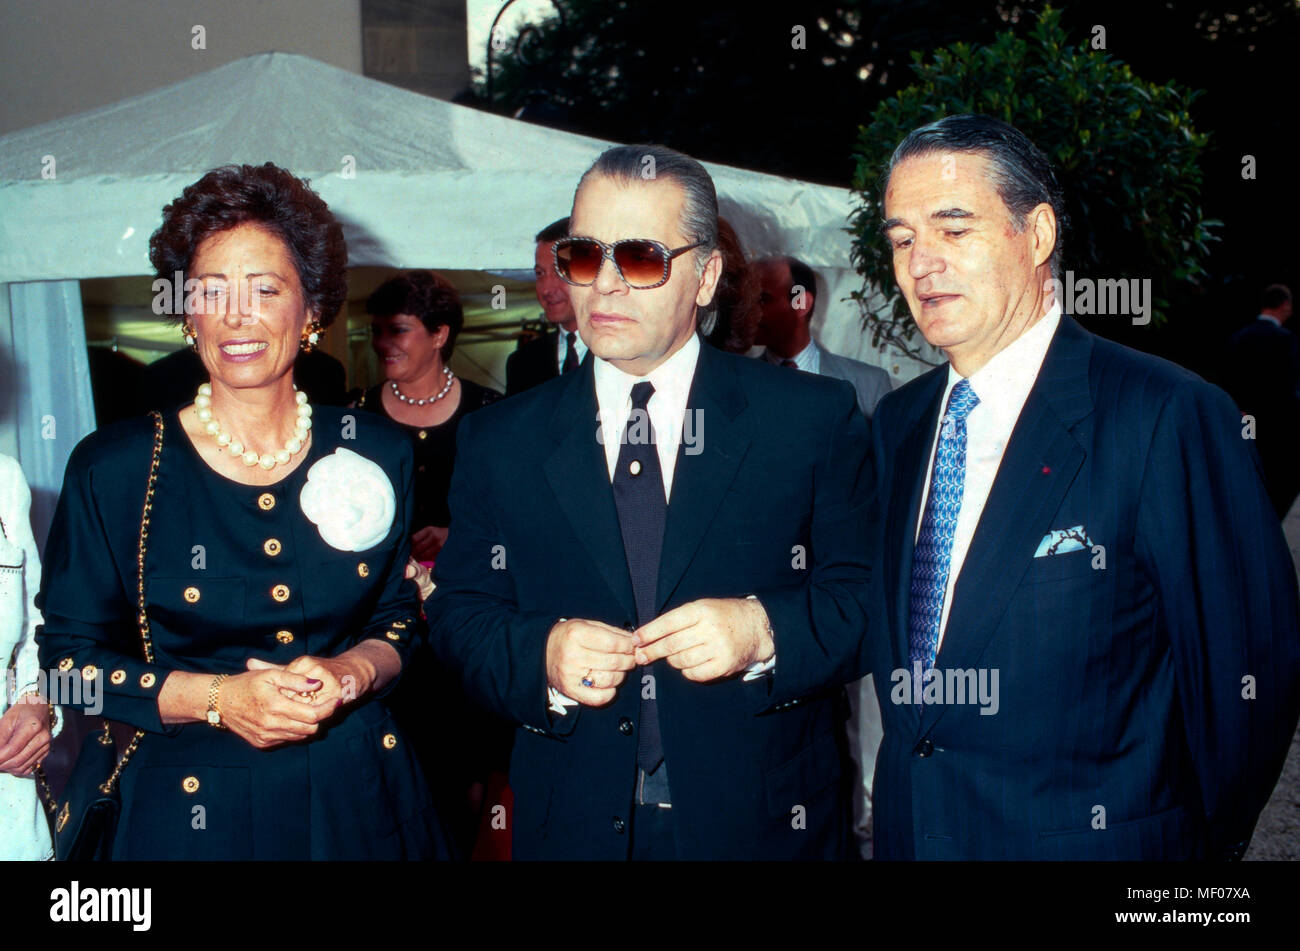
[0,52,919,360]
[0,52,925,543]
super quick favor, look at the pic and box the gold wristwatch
[206,674,229,729]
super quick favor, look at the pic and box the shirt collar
[593,331,701,420]
[1258,313,1282,328]
[945,302,1062,413]
[763,339,818,371]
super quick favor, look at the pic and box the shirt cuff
[548,686,579,716]
[743,594,776,680]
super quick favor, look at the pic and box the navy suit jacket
[427,340,873,859]
[505,327,560,397]
[869,316,1300,860]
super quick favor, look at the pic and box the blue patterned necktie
[908,379,980,694]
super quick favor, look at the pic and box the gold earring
[182,322,197,347]
[300,320,322,352]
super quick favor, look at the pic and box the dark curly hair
[148,163,348,328]
[365,270,464,361]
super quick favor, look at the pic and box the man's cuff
[547,686,579,716]
[743,595,776,680]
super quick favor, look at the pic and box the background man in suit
[1226,284,1299,518]
[505,217,587,396]
[755,254,893,419]
[425,144,872,860]
[869,114,1300,860]
[756,252,892,857]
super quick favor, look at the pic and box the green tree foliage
[482,0,1026,183]
[850,7,1217,360]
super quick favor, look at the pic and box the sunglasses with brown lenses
[552,236,705,290]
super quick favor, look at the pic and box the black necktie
[611,381,666,773]
[562,331,579,374]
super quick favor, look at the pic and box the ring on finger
[580,669,595,688]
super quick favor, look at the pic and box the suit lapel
[923,317,1094,733]
[542,360,637,619]
[655,343,751,613]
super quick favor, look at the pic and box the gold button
[58,657,74,672]
[140,672,157,688]
[183,586,200,603]
[110,669,126,685]
[271,584,290,602]
[81,665,98,681]
[264,538,282,556]
[382,733,397,749]
[386,631,400,641]
[417,430,427,440]
[357,562,369,578]
[182,776,200,794]
[275,630,294,645]
[258,492,276,511]
[392,621,407,629]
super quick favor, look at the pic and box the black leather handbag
[40,411,163,861]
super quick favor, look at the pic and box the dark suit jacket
[869,315,1300,860]
[427,340,874,859]
[505,327,560,397]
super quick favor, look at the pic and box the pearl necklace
[194,383,312,470]
[391,367,454,406]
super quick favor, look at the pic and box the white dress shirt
[555,326,589,373]
[593,332,700,500]
[548,333,770,715]
[915,304,1062,651]
[762,340,821,374]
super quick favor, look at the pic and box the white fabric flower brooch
[299,448,396,552]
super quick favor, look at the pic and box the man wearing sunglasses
[425,144,873,860]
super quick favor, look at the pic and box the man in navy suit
[869,114,1300,860]
[425,144,871,859]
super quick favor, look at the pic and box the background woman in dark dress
[37,163,449,860]
[354,270,509,856]
[354,271,500,562]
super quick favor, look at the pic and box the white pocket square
[1034,525,1093,557]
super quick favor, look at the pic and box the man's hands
[633,598,774,682]
[545,619,637,707]
[0,694,52,776]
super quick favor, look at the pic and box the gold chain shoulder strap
[97,410,165,794]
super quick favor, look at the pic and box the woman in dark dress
[354,271,509,856]
[354,271,500,562]
[37,163,450,860]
